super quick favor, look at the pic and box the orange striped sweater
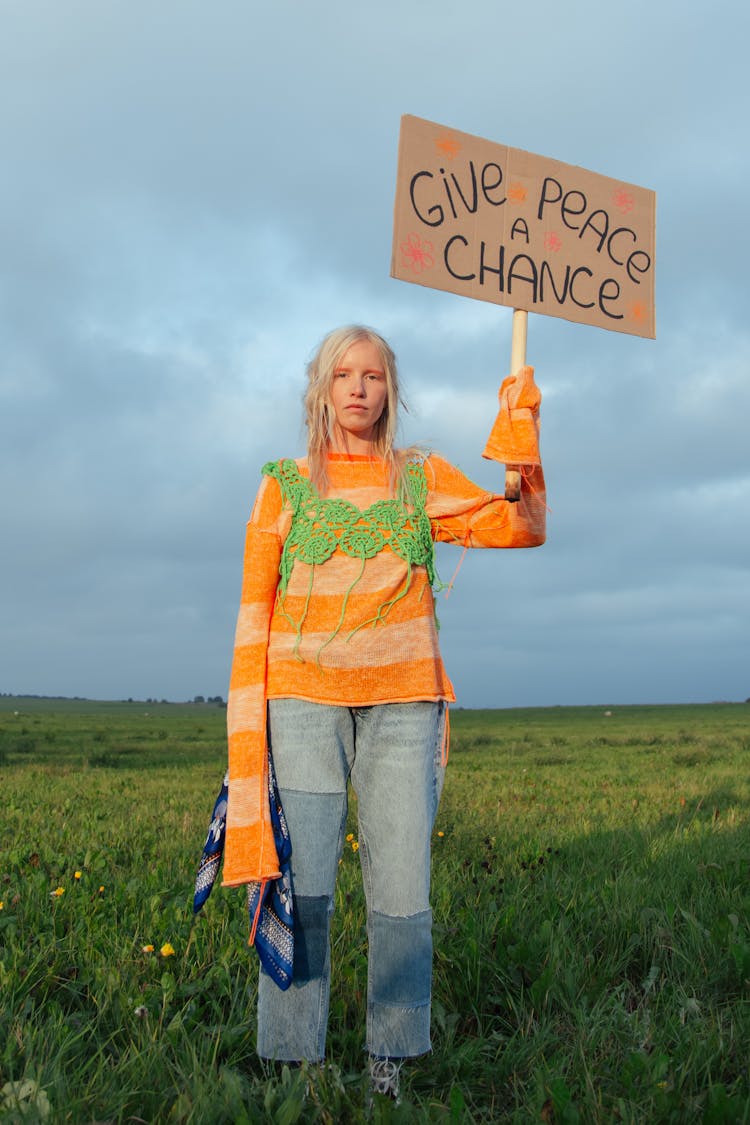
[223,378,546,886]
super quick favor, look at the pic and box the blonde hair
[304,325,411,495]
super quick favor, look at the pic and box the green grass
[1,698,749,1122]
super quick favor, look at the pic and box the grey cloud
[1,0,748,705]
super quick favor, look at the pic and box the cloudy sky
[2,0,748,708]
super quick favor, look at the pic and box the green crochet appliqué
[262,457,437,656]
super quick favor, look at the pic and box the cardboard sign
[391,115,656,339]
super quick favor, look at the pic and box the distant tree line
[127,696,226,707]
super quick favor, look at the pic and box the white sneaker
[368,1056,402,1103]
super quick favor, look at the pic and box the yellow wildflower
[98,886,105,894]
[351,841,359,852]
[346,833,354,842]
[51,887,65,897]
[437,831,445,838]
[142,944,155,953]
[74,871,82,880]
[0,901,4,910]
[160,942,176,957]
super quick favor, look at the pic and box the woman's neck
[327,427,381,457]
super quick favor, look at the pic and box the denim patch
[293,895,330,983]
[276,788,347,896]
[369,909,432,1006]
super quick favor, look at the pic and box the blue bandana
[247,753,294,990]
[193,755,294,990]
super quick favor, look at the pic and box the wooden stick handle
[510,307,528,373]
[504,309,528,502]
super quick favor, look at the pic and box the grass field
[1,697,749,1123]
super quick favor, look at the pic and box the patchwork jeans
[257,698,447,1062]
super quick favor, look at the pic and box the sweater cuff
[482,365,541,467]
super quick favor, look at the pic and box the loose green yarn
[262,457,437,656]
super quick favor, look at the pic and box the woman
[220,325,546,1098]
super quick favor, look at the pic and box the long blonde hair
[304,326,411,495]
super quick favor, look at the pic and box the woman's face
[328,338,389,450]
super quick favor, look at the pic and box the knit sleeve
[424,454,546,549]
[222,473,285,886]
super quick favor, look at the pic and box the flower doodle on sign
[434,133,461,160]
[613,188,635,214]
[544,232,562,253]
[507,182,528,204]
[401,232,434,274]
